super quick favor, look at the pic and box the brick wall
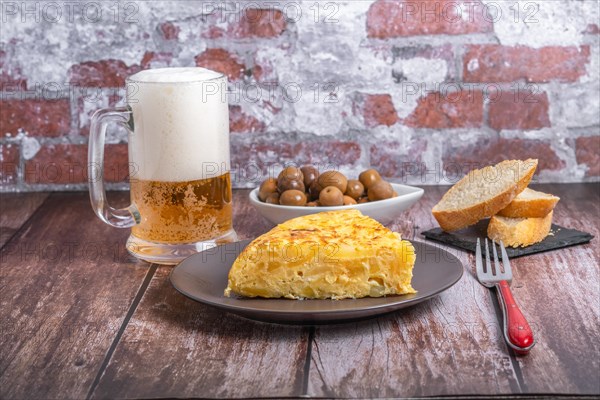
[1,0,598,191]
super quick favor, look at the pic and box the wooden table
[1,184,598,399]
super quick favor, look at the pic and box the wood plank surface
[510,184,600,394]
[0,192,49,247]
[307,184,599,397]
[91,190,310,399]
[1,184,598,398]
[91,267,310,399]
[307,186,522,397]
[0,192,151,400]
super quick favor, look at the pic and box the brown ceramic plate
[170,240,463,324]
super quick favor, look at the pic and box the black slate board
[422,219,594,258]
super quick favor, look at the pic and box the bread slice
[432,159,538,231]
[224,209,416,299]
[487,211,553,247]
[497,188,559,218]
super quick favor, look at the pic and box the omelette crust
[224,209,416,299]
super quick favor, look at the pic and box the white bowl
[249,182,424,225]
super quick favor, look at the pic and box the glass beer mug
[88,67,237,264]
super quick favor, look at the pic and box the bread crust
[432,159,538,231]
[487,211,553,247]
[497,192,559,218]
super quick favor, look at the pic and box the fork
[476,238,535,355]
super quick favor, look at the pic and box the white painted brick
[21,136,41,160]
[390,89,421,120]
[1,1,155,84]
[78,90,129,142]
[392,57,449,86]
[282,1,395,89]
[1,0,599,190]
[486,0,598,48]
[581,42,600,84]
[550,82,600,128]
[277,86,349,136]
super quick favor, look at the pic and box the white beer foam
[129,67,223,83]
[127,68,230,182]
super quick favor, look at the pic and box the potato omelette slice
[224,209,416,299]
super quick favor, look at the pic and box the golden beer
[88,67,237,264]
[131,173,233,244]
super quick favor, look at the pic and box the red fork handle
[496,281,535,355]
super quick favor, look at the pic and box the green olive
[345,179,364,200]
[308,180,324,201]
[319,186,344,206]
[277,177,305,193]
[343,195,357,205]
[258,178,278,202]
[278,166,303,182]
[368,180,394,201]
[301,165,319,188]
[280,190,307,206]
[317,171,348,194]
[359,169,382,190]
[266,192,280,204]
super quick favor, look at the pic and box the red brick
[367,0,492,38]
[229,106,265,133]
[463,45,590,83]
[488,91,550,130]
[0,50,26,90]
[575,136,600,176]
[68,59,140,88]
[357,94,399,127]
[140,51,173,69]
[369,140,427,178]
[234,9,287,38]
[1,99,70,137]
[231,141,361,182]
[159,21,180,40]
[443,138,565,172]
[104,144,130,183]
[404,90,483,128]
[195,49,245,81]
[25,144,86,184]
[1,144,19,185]
[24,144,129,184]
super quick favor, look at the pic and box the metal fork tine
[492,240,500,275]
[484,238,491,275]
[500,240,511,275]
[476,238,484,278]
[475,239,531,352]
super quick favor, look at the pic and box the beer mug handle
[88,106,139,228]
